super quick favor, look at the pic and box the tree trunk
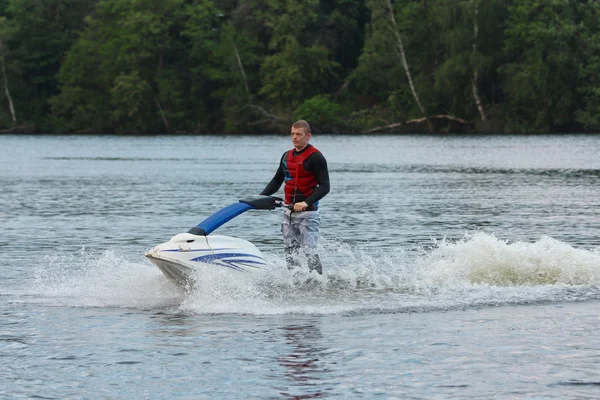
[154,51,170,132]
[154,97,170,133]
[232,39,251,101]
[384,0,432,132]
[0,37,17,123]
[363,114,468,133]
[471,0,486,121]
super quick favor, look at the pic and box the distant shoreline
[1,130,597,136]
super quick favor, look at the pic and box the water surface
[1,134,600,399]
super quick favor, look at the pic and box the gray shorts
[282,209,321,256]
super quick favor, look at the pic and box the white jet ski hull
[145,232,266,288]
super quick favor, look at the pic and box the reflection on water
[277,320,331,399]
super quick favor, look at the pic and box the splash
[420,232,600,286]
[22,233,600,314]
[178,238,418,314]
[28,248,182,308]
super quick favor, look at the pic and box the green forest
[0,0,599,134]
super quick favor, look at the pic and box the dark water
[2,134,600,399]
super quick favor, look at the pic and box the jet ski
[145,195,282,288]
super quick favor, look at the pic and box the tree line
[0,0,599,134]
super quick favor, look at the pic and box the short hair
[292,120,311,133]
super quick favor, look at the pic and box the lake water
[2,134,600,399]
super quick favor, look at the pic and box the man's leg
[282,210,301,270]
[307,254,323,275]
[298,211,322,274]
[284,246,302,270]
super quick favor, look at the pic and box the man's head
[291,120,311,151]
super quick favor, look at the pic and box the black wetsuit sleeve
[260,152,286,196]
[303,152,330,206]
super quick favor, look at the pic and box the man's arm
[303,152,330,206]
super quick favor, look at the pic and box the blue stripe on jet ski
[190,253,265,271]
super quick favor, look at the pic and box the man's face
[291,127,311,150]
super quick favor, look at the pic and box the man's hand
[293,201,309,212]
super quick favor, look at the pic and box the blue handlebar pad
[188,202,254,236]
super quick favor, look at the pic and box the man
[260,120,330,274]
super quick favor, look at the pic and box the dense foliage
[0,0,599,133]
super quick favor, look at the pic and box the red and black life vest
[283,145,320,204]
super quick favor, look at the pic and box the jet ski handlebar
[239,195,283,210]
[188,196,283,236]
